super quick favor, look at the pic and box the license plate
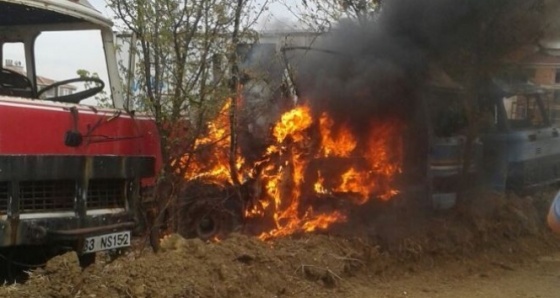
[82,231,131,253]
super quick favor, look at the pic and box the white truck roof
[0,0,112,28]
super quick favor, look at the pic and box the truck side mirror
[115,33,137,111]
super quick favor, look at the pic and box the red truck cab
[0,0,160,271]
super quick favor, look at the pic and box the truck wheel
[195,213,220,240]
[78,253,96,269]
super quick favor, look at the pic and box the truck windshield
[503,95,546,130]
[3,30,108,106]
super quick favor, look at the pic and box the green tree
[107,0,268,247]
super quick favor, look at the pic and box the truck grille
[0,182,8,212]
[87,179,126,209]
[19,180,75,212]
[16,179,127,213]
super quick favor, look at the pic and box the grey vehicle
[480,81,560,193]
[427,77,560,208]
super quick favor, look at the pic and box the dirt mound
[0,234,378,297]
[0,191,559,297]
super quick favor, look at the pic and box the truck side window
[1,43,33,98]
[2,43,26,76]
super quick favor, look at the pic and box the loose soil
[1,190,560,298]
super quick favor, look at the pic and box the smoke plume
[295,0,545,131]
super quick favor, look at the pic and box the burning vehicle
[175,40,427,241]
[177,34,560,241]
[177,93,407,240]
[0,0,160,274]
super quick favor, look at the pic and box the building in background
[3,59,77,98]
[508,0,560,124]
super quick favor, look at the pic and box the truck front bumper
[0,212,135,248]
[0,154,156,250]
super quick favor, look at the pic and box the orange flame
[273,105,313,143]
[252,104,403,240]
[179,99,244,185]
[318,112,357,157]
[182,99,403,240]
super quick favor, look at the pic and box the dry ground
[0,190,559,298]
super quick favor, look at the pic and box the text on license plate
[83,231,131,253]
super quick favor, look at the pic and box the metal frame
[0,0,126,108]
[0,0,113,28]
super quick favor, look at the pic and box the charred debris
[170,0,550,242]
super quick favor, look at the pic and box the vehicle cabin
[0,0,123,106]
[0,0,159,274]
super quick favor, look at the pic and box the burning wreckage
[172,1,559,242]
[175,44,560,242]
[179,96,404,240]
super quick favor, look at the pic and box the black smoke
[294,0,544,131]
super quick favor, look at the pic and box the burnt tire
[195,213,221,241]
[194,208,237,241]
